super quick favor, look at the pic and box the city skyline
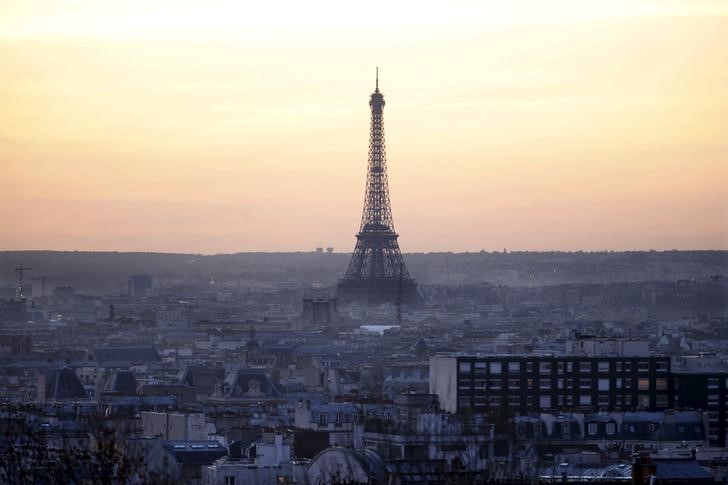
[1,0,727,253]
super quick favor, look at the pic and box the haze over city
[2,0,727,253]
[2,2,728,485]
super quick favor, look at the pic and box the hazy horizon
[2,248,727,257]
[2,0,727,253]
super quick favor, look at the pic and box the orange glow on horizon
[1,0,727,253]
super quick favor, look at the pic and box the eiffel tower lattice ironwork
[336,71,421,305]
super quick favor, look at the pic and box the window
[539,362,551,375]
[557,362,564,375]
[224,477,236,485]
[561,422,571,437]
[624,362,632,372]
[616,362,622,372]
[616,395,622,406]
[490,362,502,374]
[526,378,534,390]
[540,395,551,409]
[567,379,574,389]
[318,413,328,425]
[557,395,564,406]
[625,378,632,389]
[508,361,520,373]
[489,379,501,390]
[638,378,650,391]
[540,378,551,390]
[567,362,574,373]
[580,362,592,373]
[708,395,720,406]
[638,362,650,373]
[557,378,564,390]
[588,423,597,435]
[508,395,520,407]
[656,378,668,391]
[648,423,657,433]
[335,412,343,425]
[638,394,650,407]
[490,396,502,406]
[580,395,592,406]
[526,362,534,373]
[656,361,668,373]
[708,378,719,389]
[598,394,610,406]
[526,395,533,407]
[624,395,632,406]
[598,379,610,391]
[508,379,520,389]
[474,396,488,406]
[475,379,487,390]
[566,395,574,406]
[616,378,623,389]
[474,361,487,372]
[459,362,472,373]
[598,361,610,373]
[606,422,616,435]
[656,394,668,408]
[580,378,591,389]
[459,379,471,389]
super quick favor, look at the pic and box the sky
[1,0,727,253]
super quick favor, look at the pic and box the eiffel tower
[336,71,421,305]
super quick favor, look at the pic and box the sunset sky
[1,0,727,253]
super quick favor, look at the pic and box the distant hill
[1,250,726,295]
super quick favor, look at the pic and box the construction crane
[14,263,33,287]
[30,276,59,297]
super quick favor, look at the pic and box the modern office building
[431,354,728,446]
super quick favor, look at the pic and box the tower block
[337,72,421,306]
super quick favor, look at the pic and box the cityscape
[1,1,727,484]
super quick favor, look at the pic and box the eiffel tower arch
[336,72,422,306]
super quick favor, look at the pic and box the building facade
[431,355,673,416]
[431,354,728,446]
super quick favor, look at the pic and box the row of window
[706,377,728,389]
[517,421,701,437]
[459,377,669,391]
[517,422,619,436]
[317,412,367,425]
[459,360,669,375]
[462,393,669,408]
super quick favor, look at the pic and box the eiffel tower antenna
[336,72,421,305]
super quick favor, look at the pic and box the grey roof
[164,440,227,465]
[540,463,632,480]
[44,367,88,400]
[180,366,224,392]
[103,395,177,407]
[308,447,386,484]
[219,369,280,399]
[103,370,137,395]
[654,459,713,480]
[93,347,160,364]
